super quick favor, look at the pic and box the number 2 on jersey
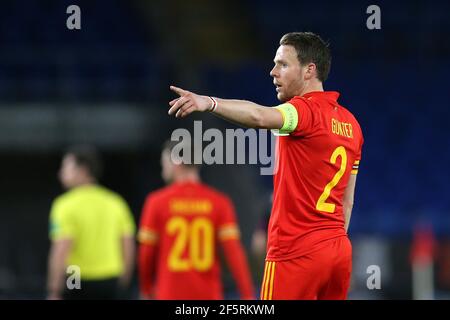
[316,146,347,213]
[166,217,214,272]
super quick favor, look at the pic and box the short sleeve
[351,131,364,175]
[137,195,160,245]
[272,97,315,137]
[217,196,241,242]
[49,199,75,241]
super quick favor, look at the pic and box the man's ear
[304,63,317,80]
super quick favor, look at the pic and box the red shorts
[260,236,352,300]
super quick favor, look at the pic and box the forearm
[343,174,357,233]
[343,204,353,233]
[212,98,271,129]
[168,86,283,129]
[120,237,136,288]
[47,249,67,296]
[120,261,134,288]
[222,240,255,299]
[138,244,156,297]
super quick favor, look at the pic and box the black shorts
[63,277,120,300]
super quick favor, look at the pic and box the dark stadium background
[0,0,449,299]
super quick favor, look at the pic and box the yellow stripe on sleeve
[351,159,360,175]
[137,228,158,245]
[218,224,240,241]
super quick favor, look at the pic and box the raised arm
[168,86,283,129]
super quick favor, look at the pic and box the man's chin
[277,93,288,102]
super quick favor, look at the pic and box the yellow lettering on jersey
[170,199,212,214]
[331,118,353,139]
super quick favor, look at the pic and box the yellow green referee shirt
[49,184,135,280]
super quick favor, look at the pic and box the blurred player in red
[167,32,364,300]
[138,141,255,299]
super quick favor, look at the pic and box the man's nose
[270,67,277,77]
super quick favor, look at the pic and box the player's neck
[173,171,200,184]
[299,80,324,96]
[73,176,97,188]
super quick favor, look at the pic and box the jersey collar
[302,91,340,101]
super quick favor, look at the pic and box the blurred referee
[46,145,136,300]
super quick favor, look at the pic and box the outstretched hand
[168,86,211,118]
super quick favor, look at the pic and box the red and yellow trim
[351,160,360,175]
[260,261,276,300]
[218,224,240,241]
[137,227,159,245]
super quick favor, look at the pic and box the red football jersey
[267,91,364,261]
[138,181,244,299]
